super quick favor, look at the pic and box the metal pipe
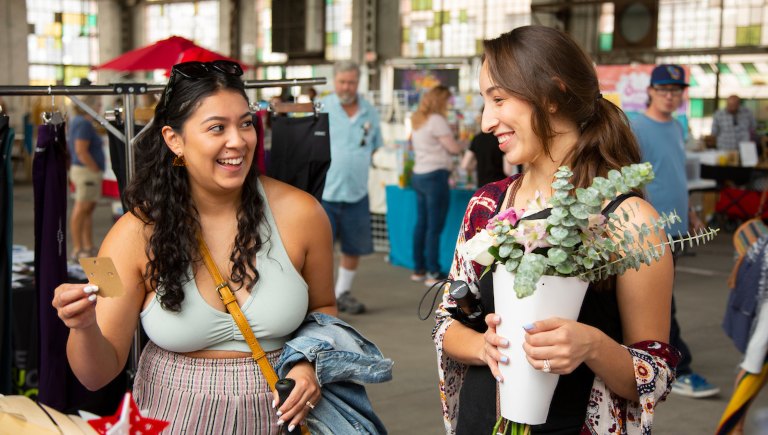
[0,78,327,96]
[123,94,136,182]
[69,96,125,143]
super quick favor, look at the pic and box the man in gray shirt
[711,95,757,151]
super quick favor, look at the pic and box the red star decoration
[88,392,169,435]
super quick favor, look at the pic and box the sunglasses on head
[163,60,244,105]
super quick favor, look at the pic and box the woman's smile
[216,155,245,171]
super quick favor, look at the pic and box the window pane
[27,0,99,85]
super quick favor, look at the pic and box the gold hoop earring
[172,154,186,167]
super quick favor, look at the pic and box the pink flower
[513,220,551,253]
[486,207,524,230]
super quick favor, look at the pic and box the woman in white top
[410,85,466,286]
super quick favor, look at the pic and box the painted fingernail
[277,419,284,426]
[522,323,534,331]
[288,425,296,432]
[495,375,502,383]
[500,355,509,364]
[87,294,97,302]
[493,314,501,322]
[276,410,282,417]
[499,338,509,346]
[84,285,99,294]
[272,399,277,409]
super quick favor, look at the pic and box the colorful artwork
[596,64,690,116]
[393,68,460,107]
[393,68,459,91]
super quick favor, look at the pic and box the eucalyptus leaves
[463,163,719,298]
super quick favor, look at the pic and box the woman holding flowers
[433,26,680,434]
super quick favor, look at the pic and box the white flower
[521,190,548,218]
[463,230,496,266]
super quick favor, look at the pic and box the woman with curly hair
[52,61,336,433]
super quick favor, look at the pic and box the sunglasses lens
[174,62,209,78]
[212,60,243,76]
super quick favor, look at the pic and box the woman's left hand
[521,317,600,375]
[274,360,321,431]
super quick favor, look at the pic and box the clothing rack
[0,78,325,181]
[0,76,326,380]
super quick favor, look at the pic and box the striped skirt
[133,341,282,434]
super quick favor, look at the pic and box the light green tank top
[140,180,309,353]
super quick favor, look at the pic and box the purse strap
[196,233,280,390]
[197,234,313,435]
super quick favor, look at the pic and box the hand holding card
[78,257,125,298]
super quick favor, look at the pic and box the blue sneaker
[671,373,720,398]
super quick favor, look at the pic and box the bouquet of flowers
[464,162,719,299]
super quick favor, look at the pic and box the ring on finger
[305,400,315,410]
[542,359,551,373]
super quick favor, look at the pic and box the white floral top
[432,175,680,434]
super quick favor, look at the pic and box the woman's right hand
[52,284,99,329]
[481,313,510,382]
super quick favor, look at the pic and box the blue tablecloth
[385,185,474,274]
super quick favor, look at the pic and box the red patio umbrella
[95,35,247,72]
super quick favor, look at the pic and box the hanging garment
[34,122,127,415]
[33,122,75,410]
[0,115,13,394]
[267,113,330,202]
[106,120,140,208]
[253,111,266,175]
[716,362,768,434]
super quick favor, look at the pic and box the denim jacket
[276,312,393,434]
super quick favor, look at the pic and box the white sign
[739,141,759,167]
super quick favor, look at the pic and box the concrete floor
[10,177,768,434]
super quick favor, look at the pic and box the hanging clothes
[267,113,331,201]
[33,122,75,410]
[34,121,127,415]
[253,111,266,175]
[106,119,138,208]
[0,114,13,394]
[716,362,768,434]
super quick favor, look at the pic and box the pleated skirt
[133,341,282,434]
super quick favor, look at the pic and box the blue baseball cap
[650,64,689,87]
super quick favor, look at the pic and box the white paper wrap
[492,271,589,424]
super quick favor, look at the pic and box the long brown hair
[411,85,451,131]
[482,26,640,189]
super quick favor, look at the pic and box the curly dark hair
[123,69,265,312]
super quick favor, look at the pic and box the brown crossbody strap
[196,233,280,391]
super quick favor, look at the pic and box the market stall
[385,185,473,274]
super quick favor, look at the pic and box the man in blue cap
[631,64,719,398]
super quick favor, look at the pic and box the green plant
[463,163,719,298]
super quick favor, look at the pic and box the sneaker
[671,373,720,398]
[337,292,366,314]
[410,272,426,282]
[424,272,444,287]
[69,249,92,262]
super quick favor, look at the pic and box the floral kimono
[432,174,680,434]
